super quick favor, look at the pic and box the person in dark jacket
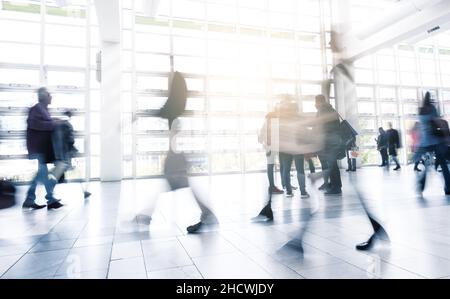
[133,72,218,233]
[23,87,63,210]
[416,92,450,196]
[315,95,342,195]
[50,110,77,181]
[375,127,388,167]
[386,122,401,170]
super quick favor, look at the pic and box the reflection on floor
[1,167,450,279]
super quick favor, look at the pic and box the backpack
[0,179,16,209]
[431,118,450,143]
[336,117,358,160]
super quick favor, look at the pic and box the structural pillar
[99,42,122,181]
[94,0,122,181]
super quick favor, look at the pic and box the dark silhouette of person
[375,127,388,167]
[386,122,401,170]
[157,71,187,128]
[315,95,342,195]
[416,91,450,196]
[49,110,91,199]
[134,72,218,233]
[23,87,63,210]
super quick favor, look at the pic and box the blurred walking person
[259,107,284,195]
[376,127,388,167]
[411,121,423,172]
[386,122,401,170]
[416,92,450,196]
[315,95,342,195]
[23,87,63,210]
[133,72,218,233]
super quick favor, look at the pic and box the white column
[94,0,122,181]
[331,0,360,169]
[100,41,122,181]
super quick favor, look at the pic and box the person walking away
[386,122,401,170]
[375,127,388,167]
[416,92,450,196]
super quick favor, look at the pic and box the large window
[121,0,332,178]
[355,32,450,165]
[0,0,98,181]
[1,0,333,181]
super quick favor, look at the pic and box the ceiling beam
[341,0,450,62]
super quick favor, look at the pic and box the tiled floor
[1,167,450,279]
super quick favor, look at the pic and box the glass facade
[6,0,449,180]
[0,0,99,181]
[0,0,332,181]
[120,0,333,178]
[353,3,450,165]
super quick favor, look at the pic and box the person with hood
[416,92,450,196]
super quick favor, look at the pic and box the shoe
[269,186,284,194]
[318,183,329,191]
[47,201,64,210]
[393,166,401,171]
[378,164,386,167]
[346,169,351,172]
[356,234,375,251]
[356,227,389,251]
[253,204,274,222]
[83,191,92,198]
[300,192,310,199]
[414,168,421,172]
[324,189,342,195]
[282,239,304,254]
[45,196,61,203]
[187,222,203,233]
[22,202,46,210]
[285,192,294,198]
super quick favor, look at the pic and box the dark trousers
[325,146,342,191]
[279,153,306,194]
[318,154,329,184]
[418,144,450,193]
[25,154,57,204]
[307,158,315,173]
[380,148,388,166]
[267,164,275,188]
[279,153,291,188]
